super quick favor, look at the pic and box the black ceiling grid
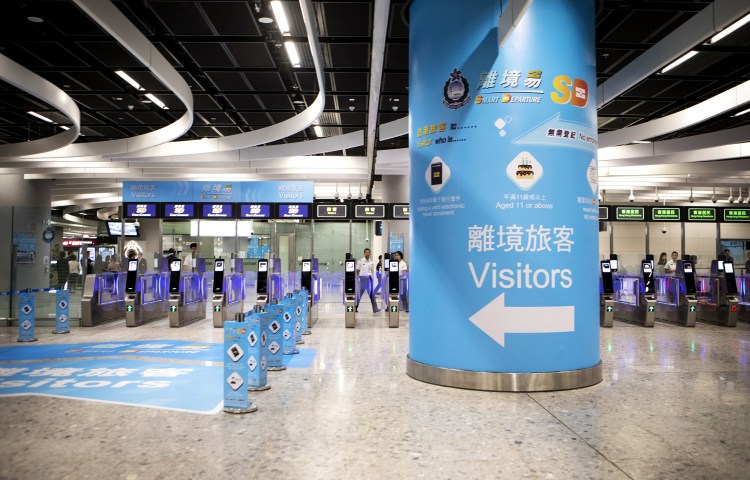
[0,0,748,150]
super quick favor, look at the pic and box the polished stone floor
[0,304,748,479]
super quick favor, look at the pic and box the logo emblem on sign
[248,332,257,346]
[58,300,67,309]
[59,314,68,323]
[283,312,291,323]
[269,341,280,354]
[443,68,471,109]
[269,321,281,333]
[260,356,267,371]
[21,305,32,315]
[248,355,257,371]
[226,372,243,390]
[506,151,543,191]
[283,330,291,340]
[260,331,267,346]
[21,320,32,330]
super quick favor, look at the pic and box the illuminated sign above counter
[651,207,680,221]
[315,204,348,219]
[724,208,750,222]
[355,204,386,219]
[201,203,234,219]
[277,204,310,219]
[240,204,271,219]
[392,204,410,219]
[687,208,716,222]
[124,203,157,218]
[615,207,644,221]
[164,203,195,219]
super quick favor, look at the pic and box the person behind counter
[665,251,678,273]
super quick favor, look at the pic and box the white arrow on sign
[469,293,574,347]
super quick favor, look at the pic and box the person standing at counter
[183,243,198,270]
[665,251,678,273]
[356,248,380,313]
[656,252,668,274]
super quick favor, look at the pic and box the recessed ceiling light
[28,111,54,123]
[27,16,43,23]
[112,97,122,101]
[293,100,304,104]
[258,16,274,24]
[349,98,355,102]
[63,84,70,88]
[145,93,168,109]
[660,51,698,74]
[271,1,290,35]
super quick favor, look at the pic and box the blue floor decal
[0,358,223,414]
[283,349,317,369]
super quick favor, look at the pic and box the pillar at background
[406,0,601,391]
[0,175,52,291]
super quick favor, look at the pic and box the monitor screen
[125,203,157,218]
[724,262,734,274]
[201,203,234,218]
[258,261,268,272]
[128,260,138,272]
[164,203,195,218]
[302,261,311,272]
[390,260,399,271]
[170,260,182,272]
[610,259,618,270]
[601,261,611,273]
[215,260,224,272]
[107,222,139,237]
[642,262,652,273]
[683,262,693,273]
[345,260,355,273]
[277,204,310,219]
[240,204,271,218]
[718,260,724,270]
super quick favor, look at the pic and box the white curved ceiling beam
[24,0,194,158]
[597,0,750,108]
[365,0,391,193]
[108,0,327,159]
[379,116,409,141]
[0,54,80,157]
[599,79,750,148]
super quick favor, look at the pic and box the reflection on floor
[0,305,748,479]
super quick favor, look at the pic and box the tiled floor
[1,304,748,479]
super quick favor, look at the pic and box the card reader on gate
[125,260,138,294]
[213,259,225,300]
[256,259,269,306]
[344,260,356,328]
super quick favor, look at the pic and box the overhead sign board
[277,204,310,219]
[615,207,644,221]
[239,204,272,219]
[122,181,313,203]
[124,203,158,218]
[392,204,410,219]
[201,203,234,219]
[651,207,680,221]
[354,204,386,219]
[687,207,716,222]
[723,208,750,222]
[315,204,348,219]
[163,203,196,219]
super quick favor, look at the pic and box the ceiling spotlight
[711,186,717,204]
[258,17,273,24]
[628,188,635,203]
[27,16,44,23]
[688,187,694,203]
[358,184,363,200]
[349,105,355,111]
[728,187,734,203]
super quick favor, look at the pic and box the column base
[406,356,602,392]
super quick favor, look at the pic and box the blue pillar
[407,0,601,391]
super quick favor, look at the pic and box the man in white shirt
[356,248,380,313]
[183,243,198,271]
[665,251,678,273]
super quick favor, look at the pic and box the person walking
[355,248,380,313]
[395,251,409,312]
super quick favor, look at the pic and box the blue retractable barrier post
[293,292,304,345]
[223,313,257,414]
[17,290,37,343]
[53,289,71,334]
[247,308,270,391]
[281,296,298,355]
[300,288,309,335]
[266,300,286,371]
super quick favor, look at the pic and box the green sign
[346,306,353,313]
[170,305,177,312]
[687,208,716,221]
[723,208,750,222]
[390,305,398,312]
[648,305,655,312]
[616,207,644,221]
[214,305,221,312]
[126,305,133,312]
[606,305,613,312]
[689,305,696,312]
[651,208,680,221]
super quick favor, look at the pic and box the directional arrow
[214,305,221,312]
[606,305,614,312]
[170,306,177,312]
[689,305,696,312]
[512,113,597,152]
[648,305,655,312]
[468,293,574,347]
[126,305,134,312]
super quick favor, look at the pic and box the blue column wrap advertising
[18,292,36,342]
[293,294,303,343]
[408,0,599,373]
[223,321,250,409]
[299,289,309,333]
[55,290,70,334]
[245,312,268,389]
[265,305,285,368]
[281,298,297,355]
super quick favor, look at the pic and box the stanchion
[17,289,37,343]
[223,312,258,414]
[293,290,304,345]
[52,289,71,334]
[266,299,286,371]
[299,288,309,336]
[281,294,299,355]
[247,307,270,392]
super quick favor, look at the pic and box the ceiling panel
[225,43,275,69]
[151,2,214,36]
[183,43,235,68]
[245,72,287,92]
[202,2,260,36]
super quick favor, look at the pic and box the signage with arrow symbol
[469,293,574,347]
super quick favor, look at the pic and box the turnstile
[739,275,750,322]
[167,259,207,327]
[612,261,656,327]
[599,260,614,327]
[387,259,400,328]
[80,272,126,326]
[212,259,246,328]
[125,271,169,327]
[653,260,697,327]
[301,257,319,330]
[344,259,356,328]
[695,260,739,327]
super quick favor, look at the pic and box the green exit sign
[723,208,750,222]
[651,208,680,221]
[214,306,221,312]
[346,306,353,313]
[126,305,133,312]
[390,305,398,312]
[687,207,716,221]
[648,306,655,312]
[606,305,613,312]
[170,306,177,312]
[616,207,644,221]
[689,305,696,312]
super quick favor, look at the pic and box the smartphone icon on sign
[431,162,443,186]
